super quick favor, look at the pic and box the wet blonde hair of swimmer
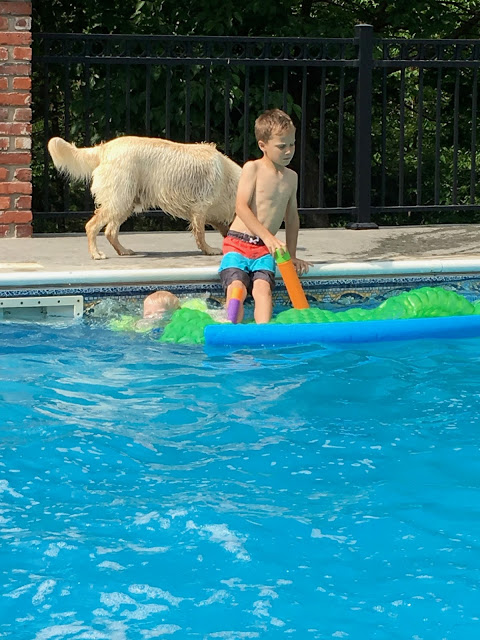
[254,109,295,143]
[143,290,180,318]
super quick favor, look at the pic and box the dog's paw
[92,252,107,260]
[117,248,136,256]
[202,246,222,256]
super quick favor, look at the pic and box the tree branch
[451,11,480,38]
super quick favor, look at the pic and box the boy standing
[219,108,311,324]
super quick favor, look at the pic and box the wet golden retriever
[47,136,241,259]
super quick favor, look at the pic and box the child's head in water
[143,290,180,319]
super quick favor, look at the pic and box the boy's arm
[235,162,285,254]
[284,174,312,274]
[284,176,299,258]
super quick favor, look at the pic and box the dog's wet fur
[48,136,242,259]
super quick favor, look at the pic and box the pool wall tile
[2,274,480,314]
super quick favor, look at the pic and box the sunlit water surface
[1,321,480,639]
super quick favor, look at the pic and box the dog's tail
[47,137,101,182]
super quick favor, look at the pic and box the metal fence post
[348,24,378,229]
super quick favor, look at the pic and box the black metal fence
[32,25,480,232]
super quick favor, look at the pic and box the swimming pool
[1,307,480,639]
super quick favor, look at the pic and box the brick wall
[0,0,32,238]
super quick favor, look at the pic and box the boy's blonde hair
[254,109,295,143]
[143,290,180,318]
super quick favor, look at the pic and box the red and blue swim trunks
[219,230,276,292]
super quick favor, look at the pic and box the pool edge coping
[2,258,480,287]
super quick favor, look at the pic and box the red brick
[0,17,8,30]
[0,210,31,223]
[15,222,32,237]
[15,17,31,30]
[0,77,7,89]
[0,92,31,106]
[0,32,31,46]
[14,136,30,149]
[0,48,7,61]
[0,195,10,209]
[0,224,13,237]
[0,151,31,164]
[14,167,31,181]
[0,63,30,75]
[0,167,8,180]
[0,3,32,16]
[0,122,30,135]
[0,136,8,149]
[14,195,31,208]
[11,208,32,222]
[0,107,8,120]
[13,46,31,61]
[0,181,32,194]
[13,107,31,121]
[12,76,30,89]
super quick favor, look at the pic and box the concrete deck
[2,224,480,286]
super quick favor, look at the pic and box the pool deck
[2,224,480,287]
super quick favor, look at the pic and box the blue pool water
[1,320,480,639]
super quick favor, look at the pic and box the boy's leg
[220,265,250,323]
[251,278,273,324]
[226,280,247,323]
[251,269,275,324]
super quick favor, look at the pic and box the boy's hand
[292,257,313,275]
[264,235,286,256]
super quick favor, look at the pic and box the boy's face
[258,127,296,167]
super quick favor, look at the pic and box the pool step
[0,295,84,321]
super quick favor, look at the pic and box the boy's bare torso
[230,159,296,237]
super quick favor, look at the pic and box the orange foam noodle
[277,260,309,309]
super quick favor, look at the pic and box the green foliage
[32,1,480,232]
[34,1,480,39]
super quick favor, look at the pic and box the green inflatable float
[109,287,480,345]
